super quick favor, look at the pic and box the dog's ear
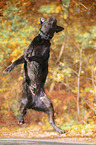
[56,25,64,33]
[39,17,46,24]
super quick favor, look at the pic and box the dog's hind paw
[18,119,24,125]
[55,128,65,134]
[58,129,65,134]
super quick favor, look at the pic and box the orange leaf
[27,2,31,6]
[2,18,5,23]
[8,56,13,61]
[2,77,5,80]
[90,19,94,22]
[37,20,40,24]
[44,14,48,17]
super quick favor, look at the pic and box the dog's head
[39,17,64,40]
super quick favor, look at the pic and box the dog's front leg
[4,55,25,73]
[27,56,43,64]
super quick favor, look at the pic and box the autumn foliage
[0,0,96,138]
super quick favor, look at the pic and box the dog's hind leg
[48,103,65,133]
[39,93,65,134]
[19,99,27,124]
[19,82,29,124]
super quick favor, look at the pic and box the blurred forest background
[0,0,96,137]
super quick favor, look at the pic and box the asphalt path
[0,138,95,145]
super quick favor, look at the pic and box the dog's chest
[33,45,49,57]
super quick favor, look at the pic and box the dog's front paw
[3,64,14,74]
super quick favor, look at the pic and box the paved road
[0,138,95,145]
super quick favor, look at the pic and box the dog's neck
[39,29,50,40]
